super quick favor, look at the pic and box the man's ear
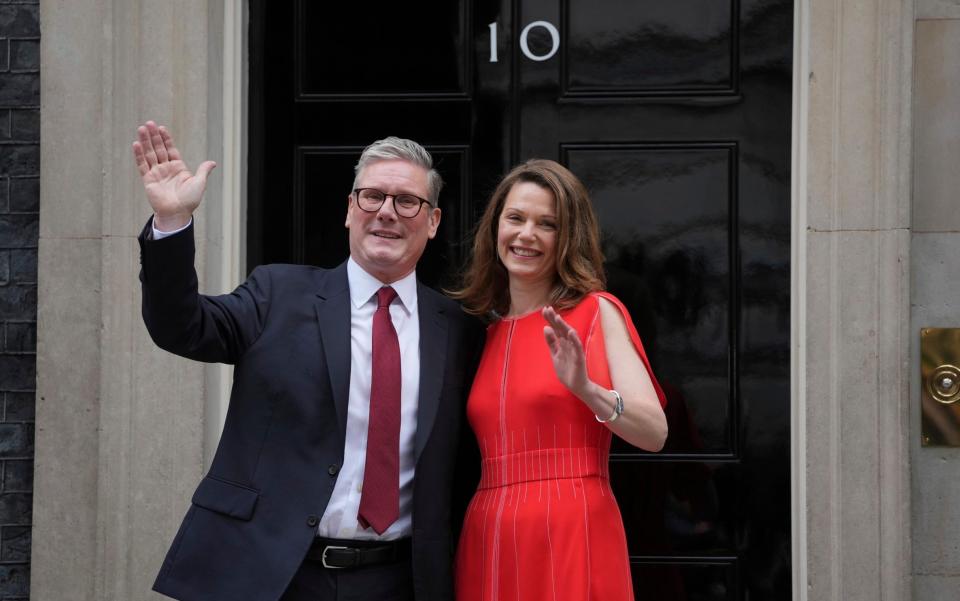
[344,194,353,228]
[427,207,442,239]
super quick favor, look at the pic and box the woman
[452,159,668,601]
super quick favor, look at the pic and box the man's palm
[133,121,215,228]
[143,159,206,215]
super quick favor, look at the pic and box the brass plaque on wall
[921,328,960,446]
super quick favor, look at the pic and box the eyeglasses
[353,188,433,218]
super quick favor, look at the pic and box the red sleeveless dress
[455,292,666,601]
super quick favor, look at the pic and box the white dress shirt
[319,258,420,540]
[153,219,421,540]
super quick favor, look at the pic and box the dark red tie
[358,286,401,534]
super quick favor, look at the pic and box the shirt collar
[347,257,417,315]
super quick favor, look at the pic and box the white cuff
[152,217,193,240]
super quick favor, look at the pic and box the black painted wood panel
[248,0,793,598]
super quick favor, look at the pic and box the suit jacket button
[306,515,319,527]
[328,464,340,476]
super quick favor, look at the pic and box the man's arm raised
[131,120,216,232]
[133,120,268,365]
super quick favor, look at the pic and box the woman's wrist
[574,380,612,414]
[595,390,624,423]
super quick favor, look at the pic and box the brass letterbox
[921,328,960,446]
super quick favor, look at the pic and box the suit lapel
[314,263,351,446]
[415,283,448,462]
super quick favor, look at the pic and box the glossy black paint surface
[249,0,792,598]
[565,0,737,93]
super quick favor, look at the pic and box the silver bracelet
[595,389,624,423]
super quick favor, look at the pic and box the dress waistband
[478,447,607,489]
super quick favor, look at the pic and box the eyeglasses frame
[352,187,434,218]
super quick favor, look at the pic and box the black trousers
[279,555,414,601]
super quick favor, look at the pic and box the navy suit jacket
[138,220,479,601]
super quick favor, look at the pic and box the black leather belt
[306,536,411,570]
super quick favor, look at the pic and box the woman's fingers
[542,307,586,365]
[543,306,592,396]
[543,306,579,344]
[542,306,566,333]
[544,326,559,353]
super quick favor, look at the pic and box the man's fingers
[132,142,150,177]
[137,125,158,167]
[147,121,169,163]
[195,161,217,184]
[158,126,182,161]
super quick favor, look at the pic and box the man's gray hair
[353,136,444,206]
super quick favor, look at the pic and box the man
[132,121,478,601]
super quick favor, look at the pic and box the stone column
[793,0,914,599]
[33,0,238,599]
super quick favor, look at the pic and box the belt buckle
[321,545,350,569]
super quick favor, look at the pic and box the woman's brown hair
[449,159,606,317]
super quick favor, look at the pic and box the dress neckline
[499,305,546,322]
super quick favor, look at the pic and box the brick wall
[0,0,39,599]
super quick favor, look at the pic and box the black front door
[249,1,792,599]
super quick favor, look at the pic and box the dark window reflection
[298,0,464,95]
[566,0,735,92]
[567,146,734,453]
